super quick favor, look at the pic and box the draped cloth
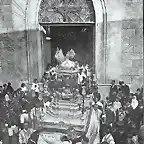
[19,129,34,144]
[86,108,102,144]
[55,48,65,63]
[61,58,75,69]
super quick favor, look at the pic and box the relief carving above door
[38,0,95,23]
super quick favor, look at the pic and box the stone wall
[0,31,27,88]
[121,19,143,91]
[0,0,13,32]
[105,18,143,92]
[0,30,43,88]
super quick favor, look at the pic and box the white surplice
[86,108,102,144]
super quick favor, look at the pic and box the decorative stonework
[38,0,94,23]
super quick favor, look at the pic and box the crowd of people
[0,79,47,144]
[0,63,144,144]
[95,80,144,144]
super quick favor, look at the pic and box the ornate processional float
[35,49,100,144]
[49,48,80,100]
[39,48,89,127]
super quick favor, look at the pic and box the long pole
[103,0,107,84]
[100,0,107,84]
[82,94,84,114]
[143,39,144,124]
[25,0,30,83]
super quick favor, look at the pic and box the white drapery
[86,108,101,144]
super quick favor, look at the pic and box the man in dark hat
[6,82,14,94]
[109,80,118,103]
[3,84,7,96]
[119,81,130,103]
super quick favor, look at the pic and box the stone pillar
[26,29,45,82]
[95,22,105,83]
[37,30,43,78]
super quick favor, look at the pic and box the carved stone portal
[38,0,95,23]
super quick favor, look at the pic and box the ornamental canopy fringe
[38,0,95,23]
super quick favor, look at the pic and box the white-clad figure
[5,93,10,101]
[113,98,122,111]
[30,107,36,120]
[19,123,34,144]
[31,83,39,91]
[131,95,139,109]
[78,68,86,85]
[43,101,51,113]
[20,110,29,124]
[86,104,102,144]
[31,79,39,97]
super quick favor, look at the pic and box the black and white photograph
[0,0,143,143]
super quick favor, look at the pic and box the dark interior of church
[50,26,94,66]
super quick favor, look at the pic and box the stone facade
[0,0,13,30]
[0,0,143,92]
[121,19,143,91]
[0,30,43,88]
[104,18,143,92]
[0,31,27,88]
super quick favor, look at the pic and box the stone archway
[37,0,96,70]
[26,0,107,83]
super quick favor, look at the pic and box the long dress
[86,108,102,144]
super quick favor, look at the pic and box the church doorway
[38,0,95,71]
[42,23,95,70]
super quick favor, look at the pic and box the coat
[121,84,130,97]
[109,85,118,102]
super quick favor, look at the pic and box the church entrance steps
[46,109,82,118]
[46,99,82,118]
[51,103,80,111]
[55,100,79,106]
[38,122,85,130]
[46,107,82,118]
[39,113,86,130]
